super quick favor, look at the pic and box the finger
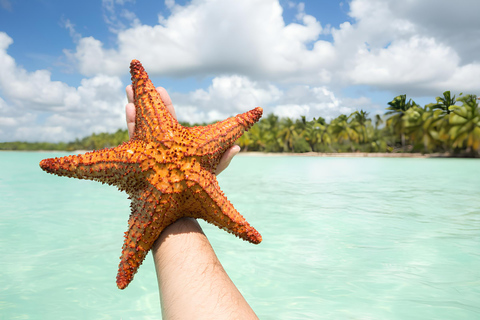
[126,85,176,139]
[127,84,235,175]
[125,85,136,139]
[215,145,241,176]
[156,87,177,120]
[126,84,134,103]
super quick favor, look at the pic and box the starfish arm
[130,59,179,142]
[39,141,148,191]
[188,107,263,157]
[116,190,180,289]
[182,170,262,244]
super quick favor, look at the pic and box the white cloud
[102,0,139,34]
[349,36,459,88]
[171,76,349,123]
[0,33,75,111]
[0,32,126,142]
[388,0,480,64]
[0,30,349,142]
[3,0,480,142]
[431,63,480,94]
[272,85,347,121]
[63,0,480,96]
[172,75,283,123]
[66,0,334,84]
[62,18,82,43]
[331,0,480,94]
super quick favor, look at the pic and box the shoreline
[1,149,476,158]
[238,152,459,158]
[0,149,91,154]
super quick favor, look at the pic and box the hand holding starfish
[125,85,259,319]
[125,85,240,176]
[40,59,262,290]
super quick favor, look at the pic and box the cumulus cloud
[171,75,282,123]
[172,77,347,123]
[0,32,126,142]
[66,0,334,83]
[328,0,480,94]
[0,29,345,142]
[272,85,350,121]
[0,33,75,112]
[2,0,480,142]
[349,36,459,90]
[388,0,480,64]
[63,0,480,96]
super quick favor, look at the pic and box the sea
[0,151,479,320]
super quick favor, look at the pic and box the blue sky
[1,0,479,142]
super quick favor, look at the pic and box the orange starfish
[39,59,263,289]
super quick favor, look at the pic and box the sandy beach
[238,152,455,158]
[2,150,462,158]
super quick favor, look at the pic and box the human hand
[125,85,240,175]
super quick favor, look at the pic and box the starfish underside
[40,59,263,289]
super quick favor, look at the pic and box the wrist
[151,218,259,319]
[153,217,204,251]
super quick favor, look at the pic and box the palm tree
[329,114,359,151]
[374,114,383,131]
[350,110,371,144]
[448,94,480,155]
[422,109,448,152]
[403,106,445,152]
[259,113,282,152]
[277,118,297,152]
[427,91,456,114]
[237,123,268,152]
[385,94,418,150]
[295,116,308,137]
[303,117,330,151]
[236,132,254,151]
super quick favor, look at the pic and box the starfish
[39,59,263,289]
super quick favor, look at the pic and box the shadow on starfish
[40,59,263,289]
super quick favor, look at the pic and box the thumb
[215,145,241,176]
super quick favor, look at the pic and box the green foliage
[448,94,480,153]
[0,129,129,152]
[1,92,479,157]
[427,91,456,114]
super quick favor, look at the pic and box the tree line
[237,92,480,156]
[0,129,129,152]
[1,92,479,157]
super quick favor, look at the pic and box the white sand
[238,152,453,158]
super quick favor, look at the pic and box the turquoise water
[1,152,479,319]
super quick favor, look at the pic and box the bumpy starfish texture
[40,59,263,289]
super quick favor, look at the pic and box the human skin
[125,85,259,320]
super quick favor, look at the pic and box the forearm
[152,218,258,320]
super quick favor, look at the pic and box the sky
[0,0,479,142]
